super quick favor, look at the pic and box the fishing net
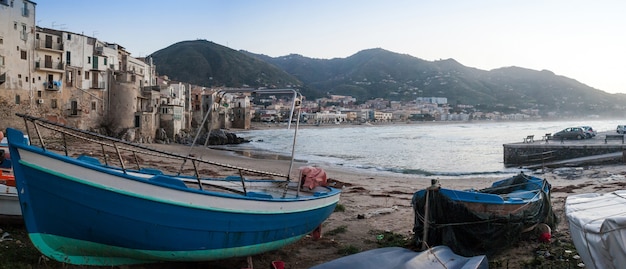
[412,174,558,257]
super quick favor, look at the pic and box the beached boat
[0,171,19,221]
[310,246,488,269]
[412,173,557,256]
[6,96,340,265]
[565,190,626,269]
[0,137,21,221]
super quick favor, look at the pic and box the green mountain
[150,40,302,88]
[150,41,626,117]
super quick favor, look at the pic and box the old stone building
[0,0,38,128]
[1,0,253,141]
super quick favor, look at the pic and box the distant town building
[416,97,448,105]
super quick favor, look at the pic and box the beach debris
[535,223,552,243]
[358,206,399,219]
[271,261,285,269]
[0,232,12,242]
[552,167,584,179]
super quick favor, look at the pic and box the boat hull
[412,174,556,256]
[0,171,20,221]
[310,246,488,269]
[0,184,20,221]
[7,128,340,265]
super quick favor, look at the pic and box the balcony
[35,60,65,73]
[35,40,64,52]
[90,81,105,89]
[94,46,104,55]
[43,81,61,91]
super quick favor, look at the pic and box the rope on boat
[16,113,289,179]
[416,175,551,228]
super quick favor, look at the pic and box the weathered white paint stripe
[18,148,339,214]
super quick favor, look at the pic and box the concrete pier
[503,131,626,167]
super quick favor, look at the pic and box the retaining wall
[503,143,626,166]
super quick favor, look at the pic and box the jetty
[503,131,626,168]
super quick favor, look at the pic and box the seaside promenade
[503,131,626,168]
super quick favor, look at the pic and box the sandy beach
[8,121,623,269]
[135,139,626,269]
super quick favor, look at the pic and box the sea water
[227,119,625,178]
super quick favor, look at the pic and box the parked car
[553,127,587,140]
[580,126,596,138]
[618,125,626,134]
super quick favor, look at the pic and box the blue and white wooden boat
[412,173,557,256]
[6,110,340,265]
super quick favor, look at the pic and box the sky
[34,0,626,94]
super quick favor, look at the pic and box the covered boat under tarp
[309,246,488,269]
[565,190,626,269]
[412,173,558,257]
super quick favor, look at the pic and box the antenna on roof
[51,21,66,30]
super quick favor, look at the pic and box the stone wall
[503,143,626,166]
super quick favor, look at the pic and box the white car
[580,126,596,138]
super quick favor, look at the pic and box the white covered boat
[565,190,626,269]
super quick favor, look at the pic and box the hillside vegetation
[151,40,626,117]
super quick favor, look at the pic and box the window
[91,101,96,111]
[37,91,41,97]
[67,70,72,85]
[22,1,29,17]
[25,76,28,82]
[84,71,89,79]
[20,24,27,40]
[134,115,140,127]
[0,55,4,66]
[0,37,3,44]
[70,100,78,115]
[20,50,26,60]
[15,95,20,104]
[67,34,71,40]
[51,99,57,109]
[13,22,17,30]
[66,51,71,66]
[87,56,90,64]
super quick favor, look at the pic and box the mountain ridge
[150,40,626,117]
